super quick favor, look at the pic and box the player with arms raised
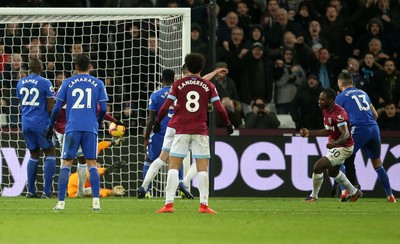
[153,53,234,213]
[138,67,228,199]
[300,88,362,202]
[16,57,56,198]
[336,72,396,202]
[46,54,108,210]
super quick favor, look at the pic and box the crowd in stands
[1,0,400,131]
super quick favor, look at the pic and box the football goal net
[0,7,191,197]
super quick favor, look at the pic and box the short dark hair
[29,57,42,74]
[162,69,175,84]
[184,53,205,74]
[322,88,336,101]
[74,54,90,72]
[337,72,353,86]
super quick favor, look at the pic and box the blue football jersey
[16,74,54,128]
[55,74,108,134]
[336,87,377,126]
[149,86,174,135]
[147,86,174,161]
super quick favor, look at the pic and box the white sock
[198,171,209,206]
[311,173,323,199]
[334,171,356,195]
[165,169,179,204]
[77,163,87,195]
[183,162,198,187]
[142,158,166,190]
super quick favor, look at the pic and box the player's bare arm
[46,97,54,117]
[370,103,378,120]
[300,128,327,137]
[202,68,228,80]
[213,99,234,135]
[144,110,156,153]
[328,123,350,149]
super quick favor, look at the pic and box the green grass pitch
[0,197,399,243]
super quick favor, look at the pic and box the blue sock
[89,166,100,198]
[143,164,149,181]
[58,166,71,201]
[143,164,152,192]
[178,165,184,181]
[43,156,56,196]
[27,158,39,194]
[376,166,393,196]
[339,164,346,192]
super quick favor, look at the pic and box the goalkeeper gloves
[114,120,127,127]
[45,126,54,142]
[112,186,125,196]
[105,160,127,175]
[153,122,161,133]
[227,124,235,135]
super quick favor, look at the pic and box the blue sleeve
[49,99,63,127]
[97,101,107,124]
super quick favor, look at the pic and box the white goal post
[0,8,191,197]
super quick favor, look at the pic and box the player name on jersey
[22,79,38,85]
[178,78,210,92]
[68,77,99,88]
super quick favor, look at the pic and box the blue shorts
[62,131,98,160]
[147,133,164,161]
[23,126,54,151]
[351,124,381,159]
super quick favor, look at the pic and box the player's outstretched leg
[178,182,194,199]
[138,157,166,198]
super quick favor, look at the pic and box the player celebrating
[336,72,396,202]
[153,53,234,214]
[300,88,362,202]
[16,57,56,198]
[46,54,108,210]
[138,66,229,199]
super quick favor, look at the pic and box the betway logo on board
[0,148,30,196]
[1,136,400,196]
[192,137,400,193]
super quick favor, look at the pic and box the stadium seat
[0,114,7,126]
[277,115,296,129]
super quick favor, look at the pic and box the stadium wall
[1,130,399,198]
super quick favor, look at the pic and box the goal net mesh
[0,9,188,197]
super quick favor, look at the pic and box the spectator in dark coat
[290,73,324,130]
[370,59,400,109]
[377,101,400,131]
[245,98,280,129]
[240,42,274,115]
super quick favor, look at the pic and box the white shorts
[170,134,210,159]
[326,146,354,166]
[161,127,176,152]
[55,130,84,157]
